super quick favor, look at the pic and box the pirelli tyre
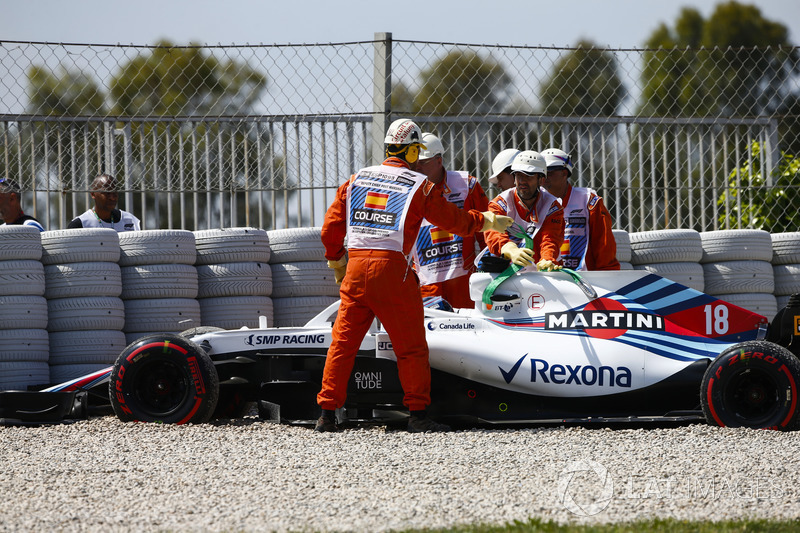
[41,228,120,265]
[633,262,704,292]
[701,341,800,430]
[120,264,199,300]
[110,333,219,424]
[266,227,325,263]
[118,230,196,267]
[0,259,45,296]
[270,261,339,298]
[44,261,122,299]
[612,229,631,263]
[193,227,270,265]
[771,232,800,265]
[700,229,773,263]
[629,229,703,265]
[0,295,48,330]
[702,260,775,296]
[196,261,272,298]
[0,225,43,261]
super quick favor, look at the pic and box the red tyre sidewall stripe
[126,341,188,362]
[177,397,203,425]
[779,365,798,428]
[706,377,725,427]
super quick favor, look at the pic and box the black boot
[314,409,340,432]
[407,410,451,433]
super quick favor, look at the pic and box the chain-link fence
[1,35,799,231]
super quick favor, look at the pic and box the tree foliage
[27,66,106,116]
[719,142,800,232]
[538,40,625,116]
[639,1,799,117]
[109,41,267,116]
[413,49,511,115]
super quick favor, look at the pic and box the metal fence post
[372,32,392,166]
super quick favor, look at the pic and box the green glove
[501,242,534,267]
[327,256,347,285]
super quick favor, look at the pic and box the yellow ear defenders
[405,144,420,163]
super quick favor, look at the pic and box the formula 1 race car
[5,268,800,430]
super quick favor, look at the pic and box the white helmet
[418,133,444,160]
[541,148,573,176]
[488,148,520,184]
[384,118,425,146]
[510,150,546,176]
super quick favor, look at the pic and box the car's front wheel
[701,340,800,430]
[110,334,219,424]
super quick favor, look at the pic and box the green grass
[404,518,800,532]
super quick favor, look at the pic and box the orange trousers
[317,249,431,411]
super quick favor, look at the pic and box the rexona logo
[499,354,632,388]
[245,334,325,346]
[545,298,664,339]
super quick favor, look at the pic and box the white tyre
[612,229,631,263]
[118,229,196,266]
[0,362,50,391]
[0,225,42,261]
[0,295,48,330]
[773,264,800,296]
[272,296,339,327]
[702,260,774,295]
[41,228,120,265]
[633,262,704,292]
[270,261,339,298]
[771,233,800,265]
[194,227,270,265]
[49,363,111,384]
[700,229,773,263]
[120,264,199,299]
[48,330,127,365]
[47,296,125,332]
[0,259,45,296]
[266,227,325,263]
[618,261,634,270]
[196,261,272,298]
[44,261,122,299]
[0,329,49,362]
[123,298,202,333]
[629,229,702,265]
[715,293,778,321]
[199,295,273,329]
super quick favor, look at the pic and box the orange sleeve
[462,178,490,261]
[533,199,565,263]
[321,178,351,261]
[412,182,484,244]
[483,197,512,256]
[586,196,620,270]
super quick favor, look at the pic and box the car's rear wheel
[701,340,800,430]
[110,334,219,424]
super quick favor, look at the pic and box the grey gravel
[1,417,799,532]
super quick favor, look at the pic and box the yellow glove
[536,259,563,272]
[327,256,348,285]
[480,211,514,232]
[501,242,534,267]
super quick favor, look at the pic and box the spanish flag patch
[430,227,452,244]
[365,191,389,210]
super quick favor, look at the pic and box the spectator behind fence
[541,148,619,271]
[0,178,45,231]
[68,174,141,232]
